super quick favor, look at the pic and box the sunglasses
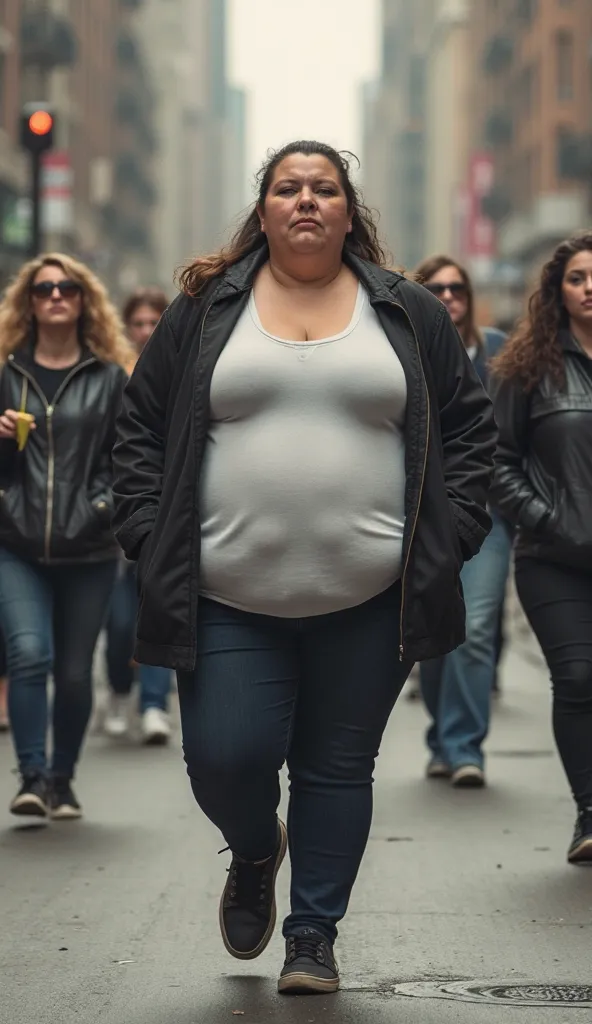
[30,279,82,299]
[424,282,468,299]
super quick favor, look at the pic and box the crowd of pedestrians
[0,140,591,994]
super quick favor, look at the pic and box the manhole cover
[393,981,592,1007]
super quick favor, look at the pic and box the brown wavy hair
[414,254,482,349]
[122,286,168,326]
[492,232,592,391]
[0,253,132,367]
[177,140,388,296]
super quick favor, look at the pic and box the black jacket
[112,248,496,670]
[491,331,592,568]
[0,345,126,563]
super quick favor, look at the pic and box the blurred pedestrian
[492,231,592,864]
[414,255,512,788]
[113,141,495,993]
[0,253,130,819]
[102,287,173,744]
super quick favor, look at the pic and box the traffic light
[20,103,55,155]
[20,103,57,256]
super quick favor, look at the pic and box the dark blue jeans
[0,547,117,777]
[105,563,172,712]
[177,583,412,944]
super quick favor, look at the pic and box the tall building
[423,0,472,257]
[0,1,29,283]
[362,0,435,269]
[1,0,160,294]
[140,0,247,287]
[466,0,592,306]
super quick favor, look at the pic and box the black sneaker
[568,806,592,864]
[278,929,340,995]
[219,819,287,960]
[50,777,83,820]
[10,772,49,817]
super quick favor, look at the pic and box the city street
[1,645,591,1024]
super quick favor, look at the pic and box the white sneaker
[141,708,171,746]
[103,695,131,738]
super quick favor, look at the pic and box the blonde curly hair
[0,253,133,367]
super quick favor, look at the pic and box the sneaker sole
[142,731,170,746]
[426,764,452,779]
[219,819,288,961]
[10,795,48,817]
[568,837,592,864]
[278,971,340,995]
[452,768,485,788]
[51,805,83,821]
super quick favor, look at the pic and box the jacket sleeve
[489,375,553,532]
[112,309,178,560]
[426,307,497,559]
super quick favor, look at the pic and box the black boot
[50,777,82,820]
[10,771,49,817]
[568,805,592,864]
[219,819,287,959]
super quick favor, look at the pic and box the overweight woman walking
[492,232,592,864]
[113,141,496,994]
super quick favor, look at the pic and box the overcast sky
[228,0,380,197]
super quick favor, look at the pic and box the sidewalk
[1,635,591,1023]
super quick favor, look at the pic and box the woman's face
[127,303,161,350]
[424,265,469,327]
[30,264,83,329]
[561,250,592,328]
[258,154,352,260]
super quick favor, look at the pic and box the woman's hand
[0,410,36,440]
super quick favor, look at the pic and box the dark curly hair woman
[113,140,495,993]
[491,231,592,865]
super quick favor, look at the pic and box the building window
[518,64,538,120]
[556,31,574,101]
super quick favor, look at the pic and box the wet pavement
[1,646,591,1023]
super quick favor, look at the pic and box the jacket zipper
[388,302,430,660]
[9,358,95,561]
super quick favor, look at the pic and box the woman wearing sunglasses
[102,287,174,745]
[414,255,511,787]
[0,253,130,819]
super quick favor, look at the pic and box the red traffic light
[28,110,53,136]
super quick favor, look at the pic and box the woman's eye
[278,187,296,195]
[318,187,336,196]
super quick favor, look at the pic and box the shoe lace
[219,847,269,912]
[287,933,327,964]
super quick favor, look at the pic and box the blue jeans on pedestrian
[0,547,118,777]
[105,563,171,712]
[176,583,412,944]
[420,513,512,770]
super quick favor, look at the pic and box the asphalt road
[1,647,591,1024]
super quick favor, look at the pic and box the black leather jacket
[491,331,592,568]
[113,247,495,670]
[0,344,126,563]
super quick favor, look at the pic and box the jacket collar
[558,327,592,358]
[213,243,404,305]
[9,337,96,371]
